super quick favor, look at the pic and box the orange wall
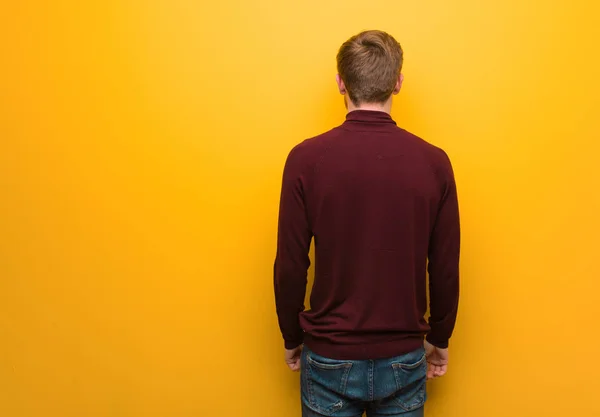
[1,1,599,416]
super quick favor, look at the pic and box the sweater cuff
[426,334,449,349]
[284,338,304,350]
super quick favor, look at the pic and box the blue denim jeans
[301,346,426,417]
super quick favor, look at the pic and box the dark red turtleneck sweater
[274,110,460,360]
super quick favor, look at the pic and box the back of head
[337,30,403,106]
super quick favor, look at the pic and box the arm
[426,153,460,349]
[274,146,312,351]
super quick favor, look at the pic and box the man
[274,30,460,417]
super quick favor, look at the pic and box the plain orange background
[1,1,599,416]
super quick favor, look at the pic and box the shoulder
[285,127,342,167]
[397,127,454,173]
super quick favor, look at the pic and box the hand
[424,340,449,379]
[284,345,303,372]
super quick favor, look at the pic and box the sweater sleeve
[274,146,312,349]
[426,152,460,349]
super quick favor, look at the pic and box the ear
[336,74,346,95]
[393,74,404,95]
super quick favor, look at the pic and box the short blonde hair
[337,30,403,105]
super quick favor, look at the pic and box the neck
[346,97,392,114]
